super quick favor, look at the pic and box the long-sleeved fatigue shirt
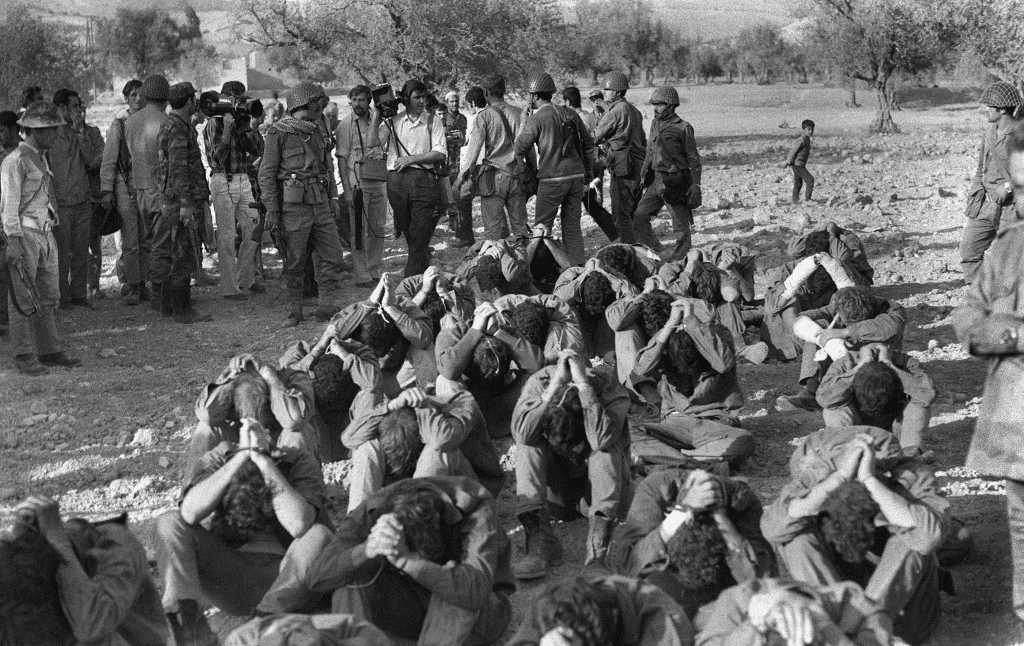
[510,363,630,453]
[305,477,514,620]
[815,352,936,413]
[513,103,594,181]
[124,104,169,191]
[973,120,1013,203]
[435,321,542,438]
[786,225,874,285]
[0,141,57,237]
[657,245,756,304]
[597,243,663,289]
[761,426,949,553]
[592,97,646,180]
[183,443,331,551]
[492,293,585,363]
[455,240,534,298]
[694,578,893,646]
[377,109,447,172]
[802,297,907,352]
[644,112,701,185]
[634,315,743,419]
[58,520,168,646]
[394,271,475,326]
[618,468,774,618]
[81,124,105,199]
[49,122,99,207]
[258,117,338,210]
[553,265,639,358]
[330,296,432,371]
[461,104,525,177]
[100,109,134,194]
[342,388,504,497]
[763,257,870,319]
[785,133,812,167]
[508,574,693,646]
[157,113,209,208]
[952,220,1024,480]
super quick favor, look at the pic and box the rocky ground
[0,84,1013,644]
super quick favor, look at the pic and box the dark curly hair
[474,255,506,293]
[530,243,562,294]
[664,329,710,396]
[832,286,875,325]
[465,337,512,392]
[539,387,590,465]
[535,577,619,646]
[231,371,272,425]
[852,361,906,430]
[512,300,550,349]
[803,230,830,256]
[688,262,722,306]
[379,407,424,479]
[0,524,74,646]
[419,290,447,337]
[596,245,632,277]
[819,480,881,563]
[388,489,455,564]
[806,265,836,297]
[581,272,615,317]
[639,290,674,338]
[665,511,728,589]
[311,353,359,415]
[222,460,276,541]
[359,311,402,357]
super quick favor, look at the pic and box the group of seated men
[3,220,966,646]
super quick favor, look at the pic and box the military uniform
[593,97,646,243]
[633,112,702,259]
[960,118,1016,283]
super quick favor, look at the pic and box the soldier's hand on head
[533,223,551,239]
[421,266,440,292]
[643,276,661,293]
[16,496,66,546]
[768,599,815,646]
[239,418,272,453]
[855,438,877,483]
[834,442,864,482]
[567,353,589,385]
[678,470,720,511]
[553,350,574,384]
[229,354,260,375]
[402,387,431,408]
[472,302,496,330]
[365,513,404,560]
[876,344,893,365]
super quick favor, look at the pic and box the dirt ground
[0,83,1016,645]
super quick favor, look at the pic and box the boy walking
[782,119,815,203]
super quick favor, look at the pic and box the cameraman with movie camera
[365,78,447,278]
[202,81,266,299]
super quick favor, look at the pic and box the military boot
[160,282,174,317]
[513,510,564,581]
[583,514,615,574]
[171,285,212,325]
[150,282,163,312]
[166,599,217,646]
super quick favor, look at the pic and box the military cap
[168,82,196,102]
[287,82,320,112]
[17,102,63,129]
[220,81,246,96]
[140,75,170,101]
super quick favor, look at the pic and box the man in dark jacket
[593,71,646,245]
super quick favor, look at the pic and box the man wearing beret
[258,82,347,327]
[155,81,212,324]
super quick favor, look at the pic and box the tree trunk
[845,80,859,108]
[869,76,900,133]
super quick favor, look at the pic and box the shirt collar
[20,140,43,156]
[401,110,428,125]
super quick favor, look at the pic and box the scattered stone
[46,413,57,422]
[30,413,48,423]
[30,401,46,415]
[99,348,118,358]
[888,193,899,203]
[851,194,874,206]
[164,420,175,429]
[827,196,842,207]
[131,428,157,447]
[954,392,969,402]
[715,197,731,210]
[117,430,132,446]
[158,457,171,469]
[144,365,155,372]
[862,154,873,163]
[157,395,172,403]
[55,442,69,451]
[19,417,34,427]
[937,187,957,198]
[928,339,939,351]
[20,383,43,395]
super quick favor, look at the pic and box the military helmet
[17,102,63,129]
[603,71,630,92]
[287,82,320,113]
[980,81,1023,108]
[527,72,556,94]
[140,74,170,101]
[650,86,680,106]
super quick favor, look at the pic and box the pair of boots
[514,510,615,580]
[151,282,211,324]
[166,599,217,646]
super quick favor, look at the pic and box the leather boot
[282,303,303,328]
[172,284,212,324]
[513,510,564,581]
[160,282,173,317]
[166,599,217,646]
[150,282,163,312]
[583,514,615,573]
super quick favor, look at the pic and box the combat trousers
[535,177,586,264]
[281,202,346,309]
[1006,480,1024,622]
[775,528,941,645]
[150,205,199,290]
[116,177,148,286]
[609,174,638,244]
[88,231,102,291]
[8,227,60,358]
[640,414,755,464]
[349,178,388,282]
[346,438,476,513]
[479,170,529,241]
[515,438,631,522]
[960,198,1015,284]
[54,201,91,302]
[791,165,814,202]
[327,566,511,645]
[633,175,693,260]
[137,189,173,285]
[582,177,619,241]
[211,173,261,295]
[155,510,332,617]
[387,169,439,277]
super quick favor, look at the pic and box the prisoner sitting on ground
[341,385,503,513]
[659,244,758,305]
[760,426,949,646]
[525,222,579,294]
[593,241,663,291]
[454,238,535,300]
[258,476,514,646]
[155,421,333,646]
[614,467,776,620]
[492,292,585,363]
[631,299,756,466]
[435,301,545,438]
[787,221,874,286]
[510,350,631,581]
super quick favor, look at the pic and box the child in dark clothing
[782,119,815,203]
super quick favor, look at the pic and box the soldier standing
[258,82,347,328]
[633,86,702,260]
[592,71,646,244]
